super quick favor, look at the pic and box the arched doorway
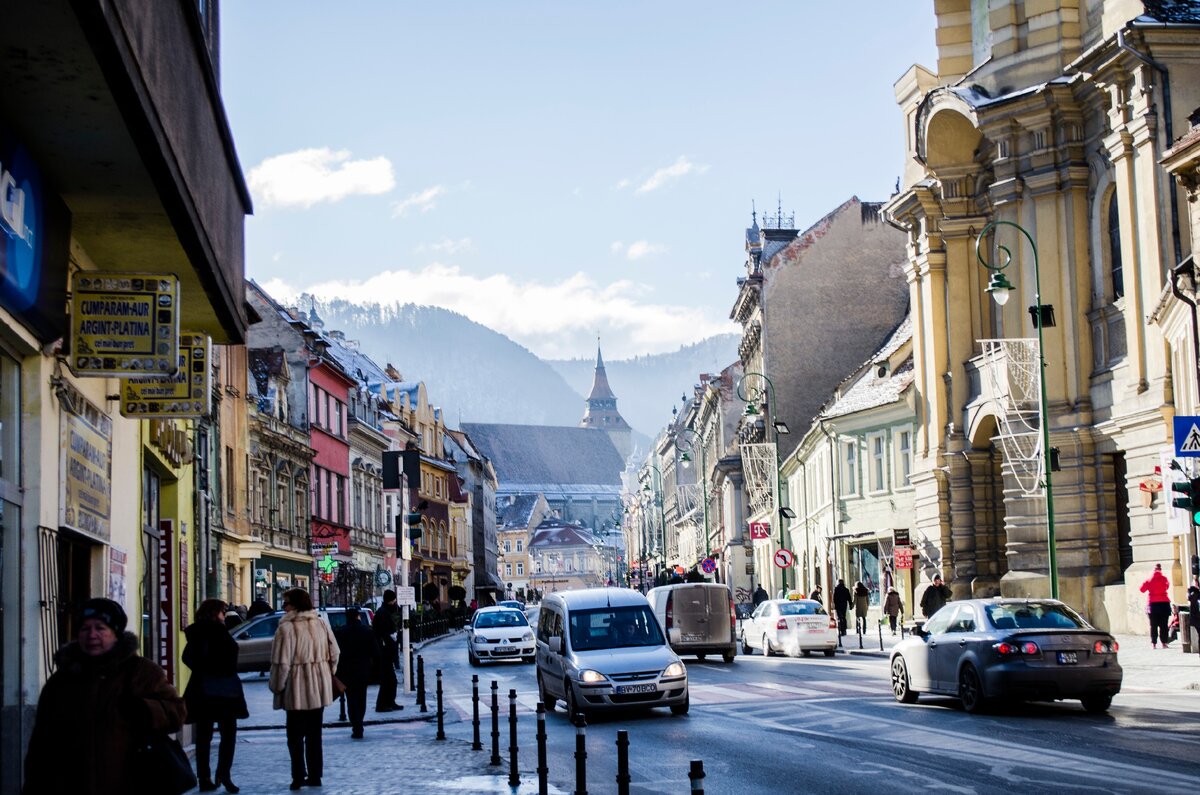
[966,415,1010,597]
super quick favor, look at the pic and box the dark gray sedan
[889,599,1122,714]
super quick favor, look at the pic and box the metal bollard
[338,690,347,722]
[536,702,548,795]
[435,669,446,740]
[409,644,416,690]
[878,621,884,651]
[417,655,427,712]
[688,760,706,794]
[858,625,864,650]
[615,729,630,795]
[573,713,588,795]
[471,674,483,750]
[490,681,501,766]
[508,688,520,788]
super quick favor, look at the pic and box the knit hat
[79,598,128,634]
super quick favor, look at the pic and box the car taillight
[665,593,673,629]
[994,642,1019,656]
[994,641,1040,656]
[776,618,788,631]
[1093,639,1118,654]
[1021,641,1039,655]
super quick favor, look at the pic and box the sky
[220,2,937,361]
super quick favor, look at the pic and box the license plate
[614,683,657,695]
[682,633,704,642]
[1057,651,1077,665]
[496,646,516,654]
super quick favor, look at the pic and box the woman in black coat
[183,599,249,793]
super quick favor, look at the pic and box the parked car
[646,582,736,663]
[498,599,526,611]
[232,606,371,673]
[889,598,1123,714]
[740,599,838,657]
[535,588,689,717]
[467,606,536,665]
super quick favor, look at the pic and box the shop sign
[148,418,194,467]
[894,546,914,569]
[158,519,175,681]
[120,332,211,418]
[179,537,189,630]
[70,272,179,377]
[107,547,127,604]
[749,521,771,541]
[59,381,112,542]
[312,521,350,555]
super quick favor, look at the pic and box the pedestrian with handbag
[23,597,188,795]
[883,587,903,635]
[182,598,248,793]
[1140,563,1173,648]
[270,588,340,790]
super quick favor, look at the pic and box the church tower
[580,341,632,459]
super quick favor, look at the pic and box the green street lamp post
[642,464,667,584]
[976,220,1059,600]
[676,427,711,569]
[736,371,793,591]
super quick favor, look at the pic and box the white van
[646,582,736,663]
[535,588,689,717]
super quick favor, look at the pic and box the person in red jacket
[1140,563,1173,648]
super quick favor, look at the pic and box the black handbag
[200,673,244,700]
[132,733,198,795]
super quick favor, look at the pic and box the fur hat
[79,598,127,634]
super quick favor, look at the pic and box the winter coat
[1139,571,1171,604]
[833,584,852,612]
[752,587,769,607]
[182,618,249,722]
[333,620,380,688]
[883,590,903,618]
[920,583,952,617]
[853,585,870,618]
[809,588,823,606]
[23,631,186,795]
[269,610,340,711]
[247,599,274,620]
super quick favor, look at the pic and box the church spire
[587,337,615,400]
[581,339,631,457]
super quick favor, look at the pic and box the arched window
[1108,197,1124,300]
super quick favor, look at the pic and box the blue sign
[701,557,716,574]
[1173,416,1200,457]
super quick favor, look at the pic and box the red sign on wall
[749,521,771,541]
[894,546,914,570]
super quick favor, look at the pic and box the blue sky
[221,2,937,360]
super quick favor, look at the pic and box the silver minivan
[646,583,737,663]
[535,588,689,717]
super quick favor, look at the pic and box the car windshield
[475,611,529,629]
[778,602,825,616]
[568,605,665,651]
[985,602,1089,630]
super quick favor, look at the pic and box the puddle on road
[426,774,566,793]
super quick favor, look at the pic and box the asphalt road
[417,632,1200,794]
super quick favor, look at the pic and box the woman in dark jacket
[23,597,186,795]
[183,598,249,793]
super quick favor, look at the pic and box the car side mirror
[911,622,927,639]
[548,636,562,654]
[668,628,682,645]
[237,631,249,640]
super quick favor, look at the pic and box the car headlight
[578,669,607,684]
[522,632,534,642]
[473,636,488,646]
[662,662,686,678]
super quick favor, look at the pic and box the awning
[476,571,506,592]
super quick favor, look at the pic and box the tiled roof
[499,494,541,528]
[1140,1,1200,23]
[529,520,599,549]
[462,423,624,487]
[822,316,914,419]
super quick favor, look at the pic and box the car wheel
[762,635,774,657]
[670,692,690,716]
[1081,694,1112,714]
[564,679,583,721]
[538,673,556,711]
[740,632,753,656]
[891,656,919,704]
[468,650,479,667]
[722,652,735,664]
[958,664,988,714]
[822,649,836,658]
[801,649,812,658]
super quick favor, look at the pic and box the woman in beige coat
[269,588,340,790]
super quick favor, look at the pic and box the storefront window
[849,543,881,606]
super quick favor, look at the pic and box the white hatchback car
[468,606,536,665]
[740,599,838,657]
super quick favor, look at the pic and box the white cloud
[392,185,446,217]
[415,238,473,255]
[266,267,735,359]
[611,240,666,260]
[635,155,709,194]
[248,148,395,208]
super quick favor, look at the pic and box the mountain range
[298,295,739,440]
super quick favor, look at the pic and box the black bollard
[417,655,427,712]
[878,620,884,651]
[536,702,548,795]
[688,760,706,794]
[858,625,864,649]
[615,729,630,795]
[489,680,501,766]
[508,688,520,787]
[436,669,446,740]
[471,674,483,751]
[409,644,416,691]
[338,690,347,722]
[573,713,588,795]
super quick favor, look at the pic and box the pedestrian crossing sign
[1174,416,1200,457]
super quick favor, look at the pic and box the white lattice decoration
[980,338,1044,496]
[675,483,700,517]
[740,442,778,519]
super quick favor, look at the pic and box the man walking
[920,573,952,618]
[373,590,403,712]
[832,579,852,636]
[752,584,769,608]
[333,607,379,738]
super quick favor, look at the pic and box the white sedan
[467,606,536,665]
[740,599,838,658]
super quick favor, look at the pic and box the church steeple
[581,338,631,458]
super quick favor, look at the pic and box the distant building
[580,343,632,459]
[528,519,606,593]
[496,493,552,600]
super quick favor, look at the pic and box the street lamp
[976,220,1058,599]
[737,371,792,591]
[676,427,711,573]
[642,464,667,584]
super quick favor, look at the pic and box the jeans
[194,718,237,781]
[1149,602,1171,645]
[285,708,324,782]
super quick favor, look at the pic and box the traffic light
[1170,476,1200,525]
[406,511,423,540]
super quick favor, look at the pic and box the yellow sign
[70,272,179,376]
[120,332,211,418]
[59,380,112,542]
